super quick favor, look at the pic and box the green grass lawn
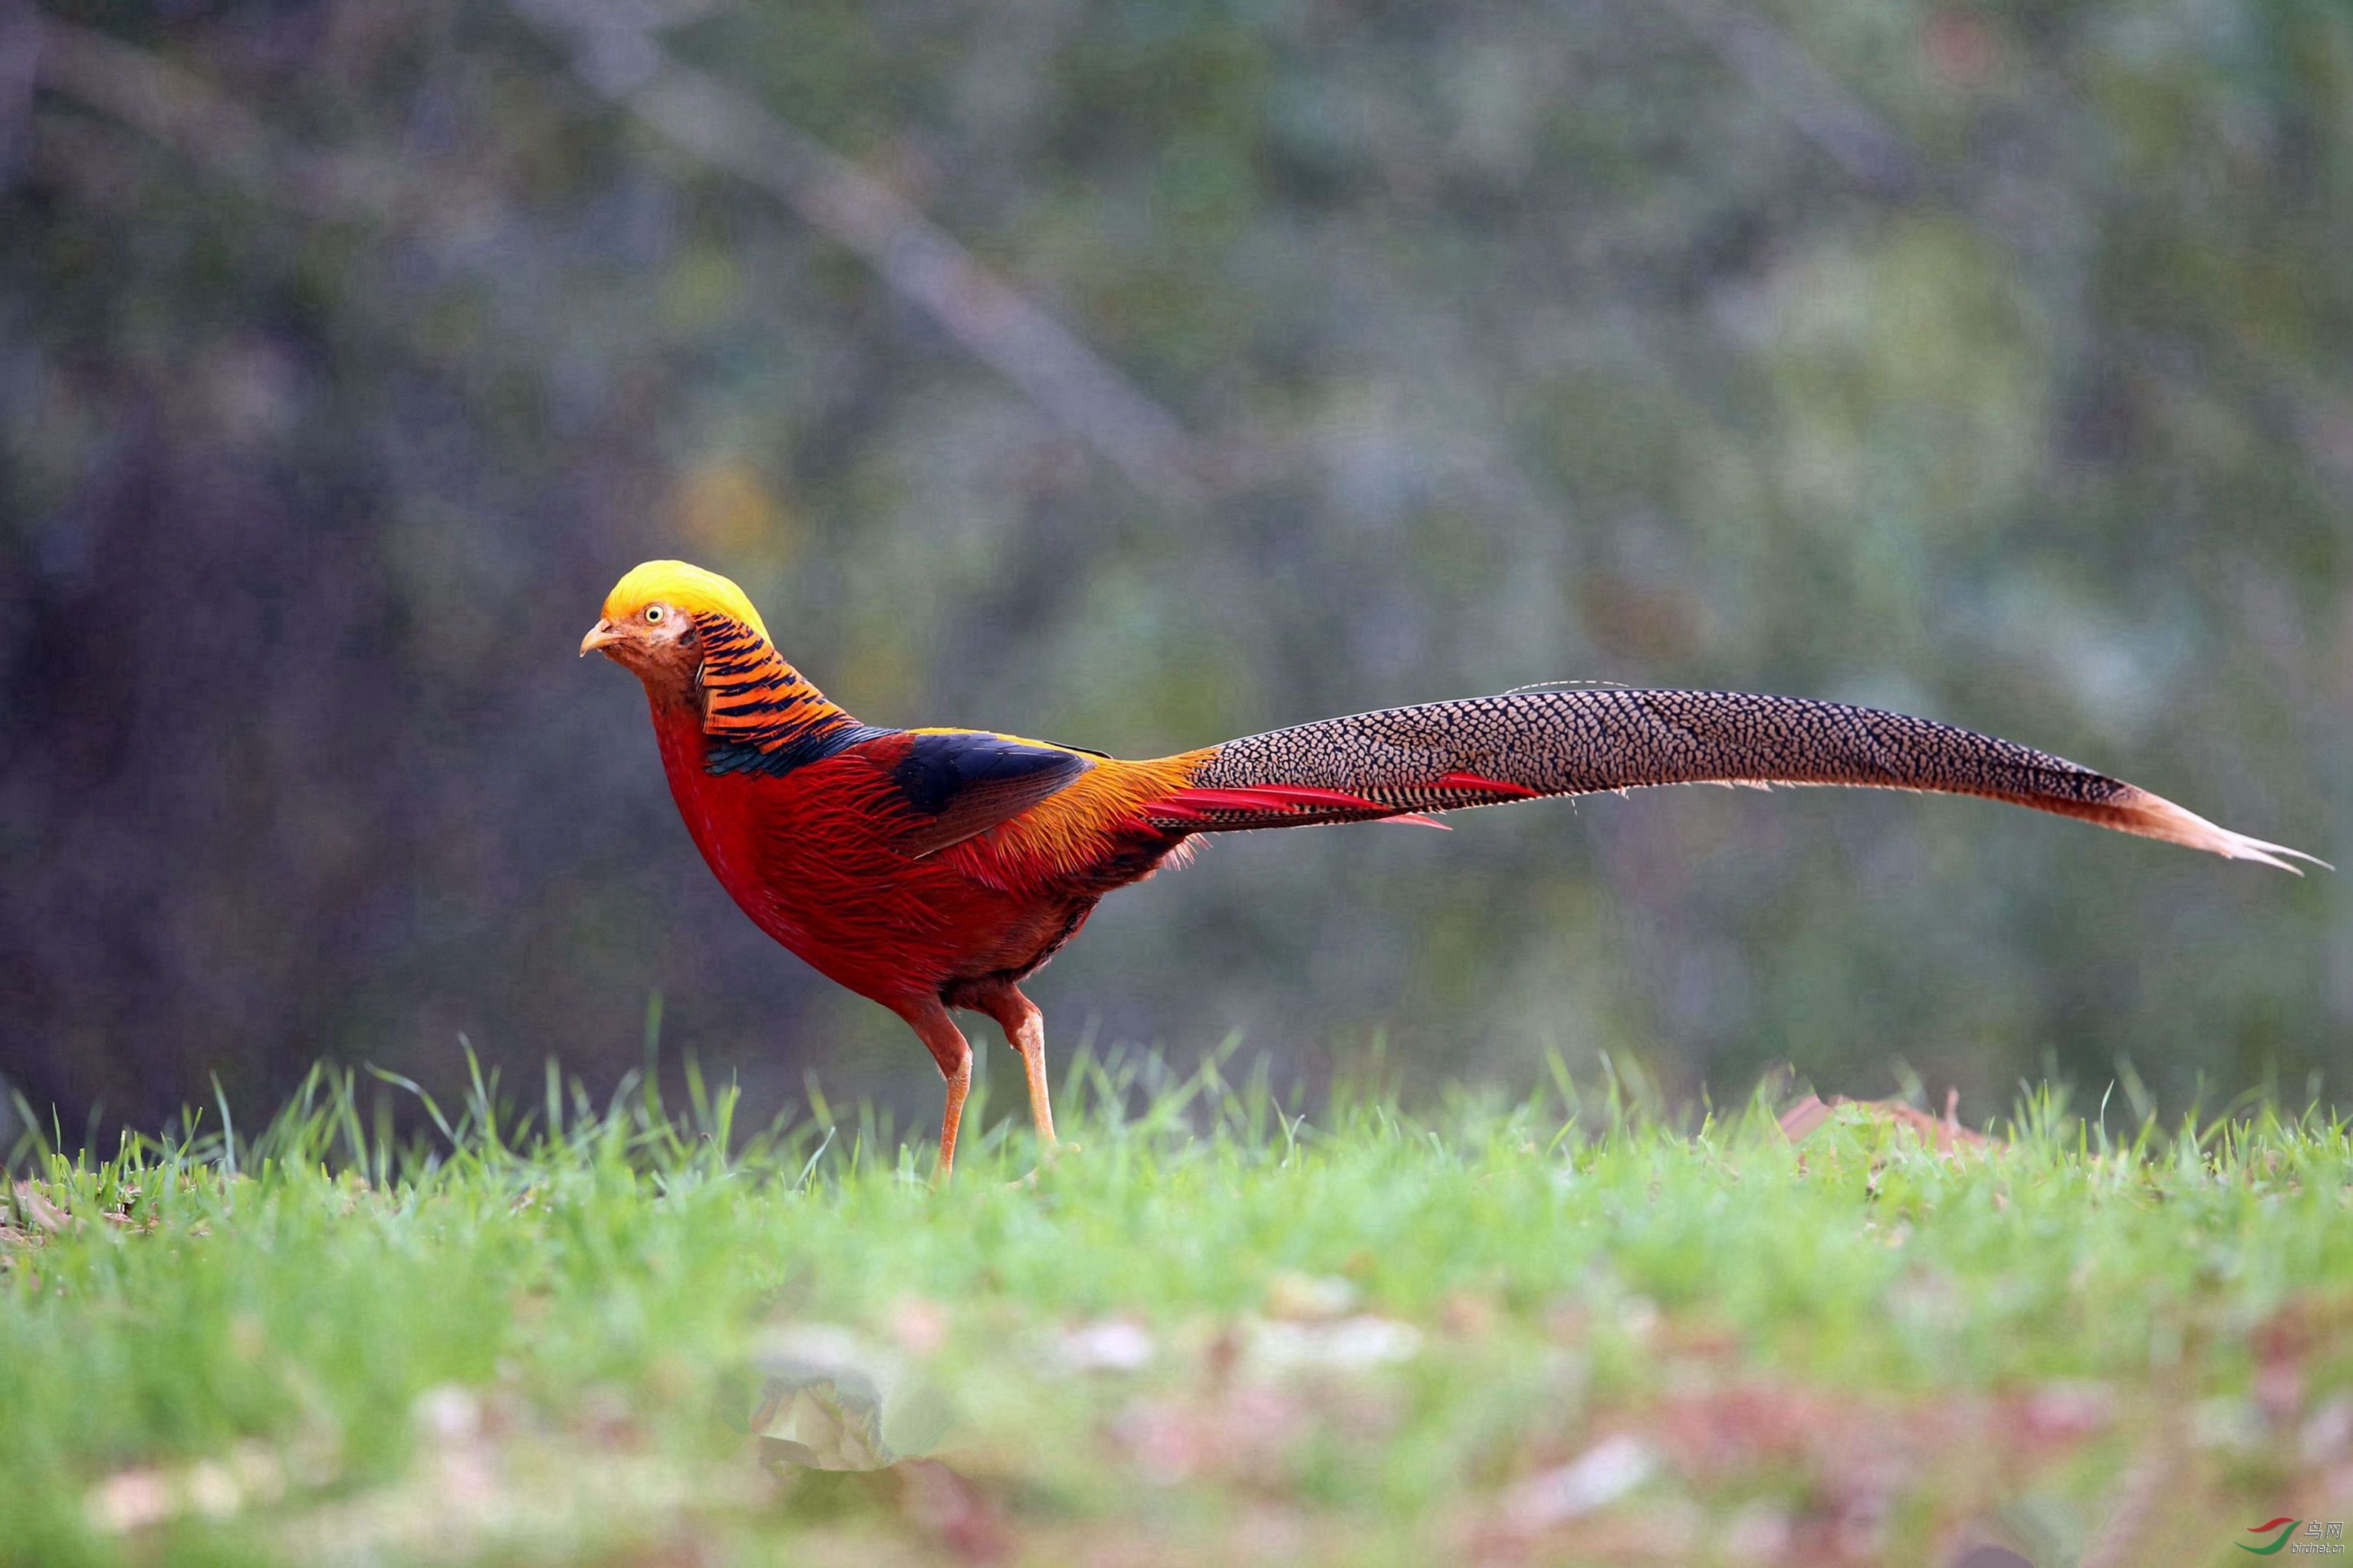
[5,1052,2351,1568]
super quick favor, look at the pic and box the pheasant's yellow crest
[601,560,771,643]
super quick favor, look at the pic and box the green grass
[5,1052,2351,1568]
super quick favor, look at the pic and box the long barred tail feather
[1142,689,2323,872]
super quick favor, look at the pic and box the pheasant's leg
[896,999,974,1182]
[937,1054,971,1182]
[974,983,1057,1148]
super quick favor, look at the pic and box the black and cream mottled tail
[1142,689,2321,872]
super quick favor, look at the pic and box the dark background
[2,0,2345,1144]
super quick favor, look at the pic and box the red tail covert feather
[1241,784,1395,812]
[1152,784,1396,817]
[1434,770,1543,799]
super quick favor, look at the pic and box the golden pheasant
[583,560,2317,1177]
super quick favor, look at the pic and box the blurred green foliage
[0,0,2345,1136]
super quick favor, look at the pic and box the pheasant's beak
[579,619,622,657]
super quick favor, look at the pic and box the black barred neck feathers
[695,613,888,777]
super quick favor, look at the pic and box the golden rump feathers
[600,560,771,643]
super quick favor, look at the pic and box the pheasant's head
[581,560,768,695]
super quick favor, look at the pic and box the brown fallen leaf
[1778,1095,1834,1142]
[1781,1089,1997,1154]
[12,1182,73,1234]
[896,1459,1008,1564]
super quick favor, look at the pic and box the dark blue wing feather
[884,732,1094,857]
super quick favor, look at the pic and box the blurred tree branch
[0,0,38,190]
[22,3,1211,510]
[511,0,1210,509]
[1651,0,1924,201]
[23,13,397,217]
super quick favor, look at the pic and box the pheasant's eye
[644,606,665,625]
